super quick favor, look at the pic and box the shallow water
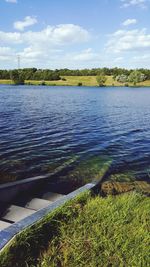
[0,85,150,186]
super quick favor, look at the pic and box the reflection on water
[0,85,150,186]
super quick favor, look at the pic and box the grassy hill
[1,76,150,87]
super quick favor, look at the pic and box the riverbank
[1,76,150,87]
[0,181,149,267]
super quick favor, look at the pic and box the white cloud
[1,20,149,69]
[0,31,21,45]
[0,24,90,46]
[20,25,90,65]
[133,54,150,60]
[48,49,102,69]
[0,46,14,56]
[71,48,99,61]
[114,57,124,62]
[5,0,17,3]
[0,24,90,68]
[121,0,148,8]
[0,47,15,63]
[122,19,137,26]
[106,28,150,53]
[14,16,37,31]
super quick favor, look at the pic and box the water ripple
[0,85,150,183]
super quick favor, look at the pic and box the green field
[1,76,150,87]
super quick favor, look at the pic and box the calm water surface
[0,85,150,187]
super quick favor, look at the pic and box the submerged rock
[101,181,150,196]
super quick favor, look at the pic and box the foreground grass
[39,192,149,267]
[0,192,90,267]
[0,191,149,267]
[1,76,150,86]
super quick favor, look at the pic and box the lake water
[0,85,150,189]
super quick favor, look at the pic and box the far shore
[0,75,150,87]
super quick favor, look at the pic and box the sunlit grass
[0,190,149,267]
[0,191,91,267]
[1,76,150,86]
[0,80,14,85]
[39,192,150,267]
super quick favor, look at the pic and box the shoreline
[0,76,150,87]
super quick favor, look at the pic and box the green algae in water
[42,155,80,174]
[109,171,136,182]
[0,159,27,184]
[101,180,150,196]
[65,156,112,184]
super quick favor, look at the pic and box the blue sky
[0,0,150,69]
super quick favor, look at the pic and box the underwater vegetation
[42,155,79,174]
[109,171,136,182]
[0,159,26,184]
[61,155,112,185]
[101,180,150,196]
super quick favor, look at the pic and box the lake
[0,85,150,188]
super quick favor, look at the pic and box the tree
[96,74,107,87]
[128,70,146,86]
[116,74,128,83]
[10,70,25,85]
[0,67,148,82]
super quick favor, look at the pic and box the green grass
[0,191,91,267]
[0,79,13,85]
[1,76,150,86]
[1,191,149,267]
[39,193,150,267]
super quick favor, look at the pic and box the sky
[0,0,150,69]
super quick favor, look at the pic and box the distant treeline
[1,67,150,80]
